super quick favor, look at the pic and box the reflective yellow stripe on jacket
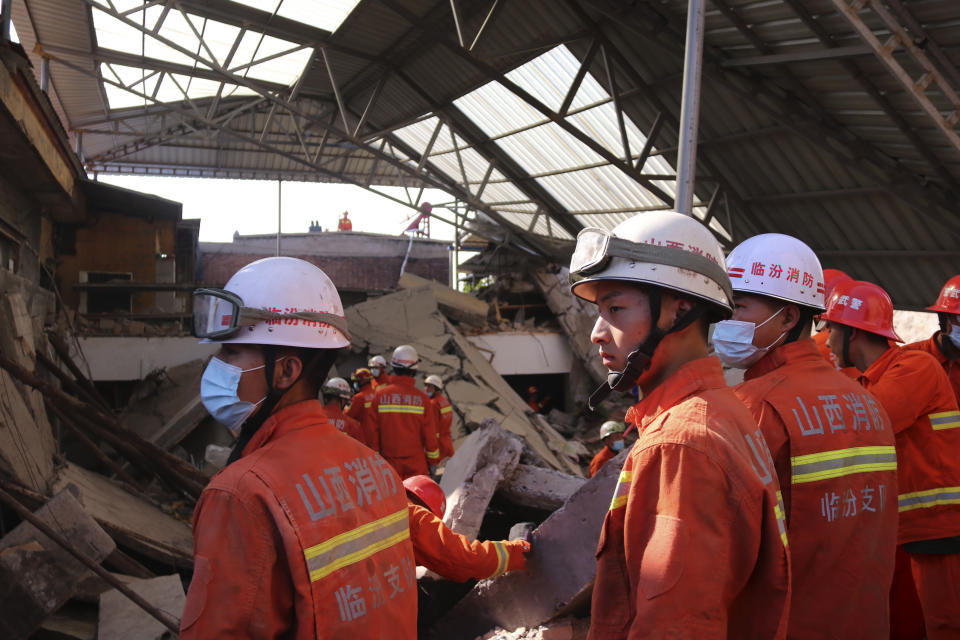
[379,404,425,415]
[929,411,960,431]
[610,469,632,510]
[488,541,509,579]
[426,448,440,461]
[898,486,960,512]
[774,490,788,548]
[790,446,897,484]
[303,508,409,582]
[440,406,453,415]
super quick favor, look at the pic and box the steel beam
[720,44,872,68]
[674,0,706,215]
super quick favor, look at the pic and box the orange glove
[506,539,531,572]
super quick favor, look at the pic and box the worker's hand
[505,539,531,572]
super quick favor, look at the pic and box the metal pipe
[40,57,50,93]
[675,0,706,215]
[277,179,282,256]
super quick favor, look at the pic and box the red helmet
[823,280,902,342]
[927,275,960,315]
[822,269,853,300]
[403,475,446,518]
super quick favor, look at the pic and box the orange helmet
[822,269,853,300]
[823,280,902,342]
[403,475,446,518]
[927,275,960,315]
[352,367,373,385]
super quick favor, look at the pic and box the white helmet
[569,211,733,316]
[193,257,350,349]
[424,374,443,389]
[391,345,419,370]
[726,233,825,311]
[322,377,353,400]
[599,420,626,439]
[368,355,387,369]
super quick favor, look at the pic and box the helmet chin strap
[588,292,707,410]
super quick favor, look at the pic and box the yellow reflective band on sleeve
[790,446,897,484]
[379,404,425,415]
[426,448,440,460]
[609,469,632,511]
[488,541,509,579]
[303,508,410,583]
[898,486,960,512]
[363,402,372,409]
[774,490,788,548]
[440,406,453,414]
[929,411,960,431]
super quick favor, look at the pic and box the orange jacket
[323,400,368,448]
[735,339,898,638]
[407,503,527,581]
[589,446,617,478]
[859,346,960,544]
[589,357,790,640]
[370,375,439,479]
[430,393,454,460]
[904,333,960,405]
[371,374,391,390]
[180,400,416,640]
[347,383,377,448]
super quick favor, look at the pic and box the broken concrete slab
[440,420,524,541]
[398,272,490,327]
[445,378,498,407]
[0,368,57,493]
[499,464,587,512]
[121,358,209,449]
[430,448,628,639]
[98,574,185,640]
[52,464,193,568]
[0,487,116,640]
[35,602,98,640]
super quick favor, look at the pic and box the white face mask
[948,323,960,349]
[712,307,787,369]
[200,357,267,436]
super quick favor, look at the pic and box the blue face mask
[949,323,960,349]
[201,357,267,435]
[610,439,625,452]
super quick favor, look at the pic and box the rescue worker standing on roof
[347,367,378,448]
[321,377,368,446]
[403,475,529,581]
[570,212,789,639]
[906,275,960,404]
[721,234,897,638]
[824,279,960,639]
[183,257,416,639]
[588,421,626,478]
[424,374,455,461]
[370,345,441,479]
[369,354,390,389]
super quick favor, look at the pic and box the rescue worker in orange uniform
[588,420,626,478]
[403,475,530,581]
[369,354,390,389]
[812,268,857,376]
[424,374,455,461]
[824,279,960,639]
[905,275,960,403]
[184,257,416,639]
[720,234,897,638]
[369,345,440,479]
[321,377,368,446]
[570,212,790,639]
[347,367,378,447]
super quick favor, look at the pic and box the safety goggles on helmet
[569,228,732,301]
[192,288,351,341]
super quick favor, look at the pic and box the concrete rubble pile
[345,284,588,476]
[0,279,198,638]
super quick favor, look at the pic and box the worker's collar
[387,375,416,388]
[627,356,726,433]
[241,399,333,457]
[744,338,822,381]
[858,344,901,387]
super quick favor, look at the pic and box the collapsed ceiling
[9,0,960,308]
